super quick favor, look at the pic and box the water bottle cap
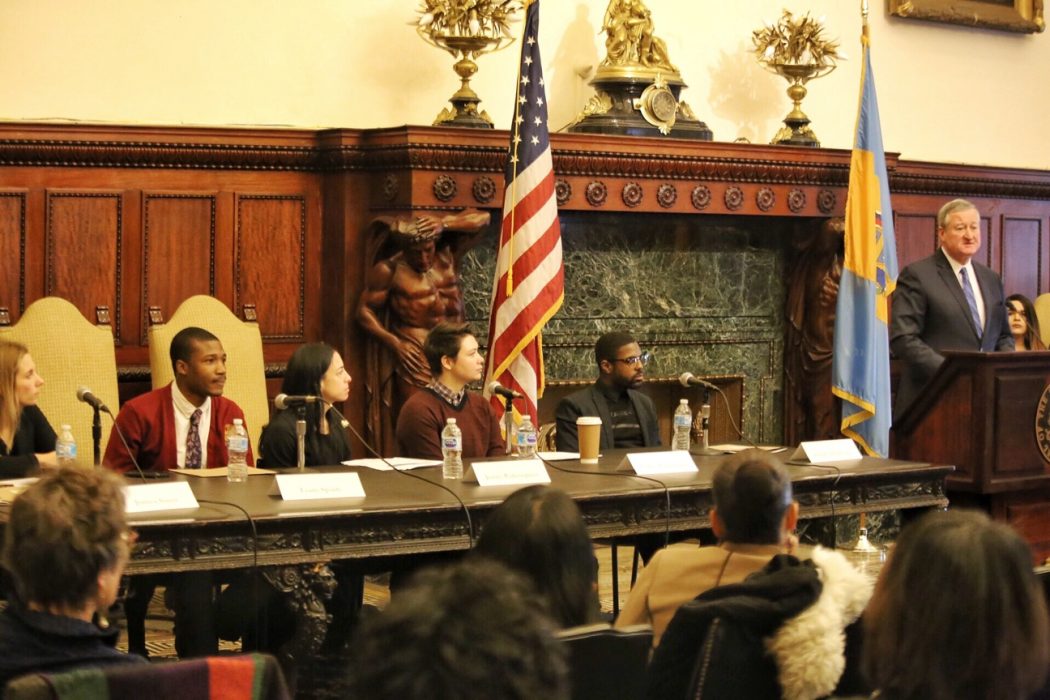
[447,418,457,424]
[233,418,243,425]
[60,424,72,430]
[679,399,688,404]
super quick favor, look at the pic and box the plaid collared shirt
[428,379,465,407]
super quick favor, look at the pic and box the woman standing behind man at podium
[0,340,57,477]
[258,342,353,467]
[1006,293,1046,351]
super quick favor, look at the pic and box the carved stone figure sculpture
[356,208,491,453]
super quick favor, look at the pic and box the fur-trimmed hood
[766,546,873,700]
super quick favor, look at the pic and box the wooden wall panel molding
[45,190,122,338]
[0,190,27,319]
[1000,216,1044,298]
[142,192,217,342]
[235,194,306,341]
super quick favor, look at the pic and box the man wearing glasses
[555,331,661,452]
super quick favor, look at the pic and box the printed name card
[619,451,698,475]
[275,473,366,501]
[125,482,200,513]
[789,439,863,464]
[464,459,551,486]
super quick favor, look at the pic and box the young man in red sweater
[395,322,504,459]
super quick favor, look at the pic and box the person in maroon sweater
[396,322,504,459]
[104,326,253,660]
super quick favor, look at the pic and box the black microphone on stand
[274,393,321,410]
[678,372,756,450]
[76,386,109,467]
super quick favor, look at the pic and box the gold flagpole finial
[861,0,870,38]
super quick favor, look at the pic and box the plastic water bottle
[673,399,692,451]
[56,424,77,467]
[225,418,249,483]
[441,418,463,480]
[516,416,537,458]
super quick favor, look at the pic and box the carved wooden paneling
[235,195,305,341]
[142,193,216,341]
[1001,216,1043,298]
[45,190,122,336]
[893,212,936,269]
[0,190,26,319]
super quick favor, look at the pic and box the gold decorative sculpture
[568,0,711,140]
[753,10,841,147]
[414,0,522,129]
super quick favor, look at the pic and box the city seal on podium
[1036,384,1050,464]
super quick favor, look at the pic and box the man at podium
[890,198,1013,420]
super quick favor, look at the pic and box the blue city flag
[832,25,898,458]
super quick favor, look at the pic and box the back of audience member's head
[347,558,568,700]
[711,449,795,545]
[864,509,1049,700]
[2,468,129,612]
[473,485,600,628]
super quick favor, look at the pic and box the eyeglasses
[613,351,651,367]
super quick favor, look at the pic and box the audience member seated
[864,509,1048,700]
[1007,293,1047,351]
[617,449,801,647]
[395,321,504,459]
[258,342,352,467]
[473,485,601,628]
[104,326,253,659]
[346,558,569,700]
[0,340,57,477]
[644,453,871,699]
[0,468,145,686]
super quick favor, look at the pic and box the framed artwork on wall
[888,0,1045,33]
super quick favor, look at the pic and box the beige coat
[615,541,786,647]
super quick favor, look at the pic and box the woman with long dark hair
[473,485,600,628]
[1006,293,1046,351]
[259,342,352,466]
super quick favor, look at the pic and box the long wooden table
[123,449,952,576]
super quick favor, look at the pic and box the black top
[258,407,352,468]
[0,405,56,478]
[0,603,145,688]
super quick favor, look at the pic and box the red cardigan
[103,383,254,473]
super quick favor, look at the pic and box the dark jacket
[0,603,145,688]
[647,549,871,700]
[258,407,352,467]
[555,383,661,452]
[889,249,1013,421]
[0,405,56,478]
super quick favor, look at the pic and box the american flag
[484,0,563,425]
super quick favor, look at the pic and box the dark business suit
[555,383,661,451]
[889,249,1013,420]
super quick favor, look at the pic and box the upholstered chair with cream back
[0,297,119,467]
[146,295,268,456]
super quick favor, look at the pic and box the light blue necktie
[960,268,983,337]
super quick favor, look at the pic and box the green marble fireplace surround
[462,211,795,444]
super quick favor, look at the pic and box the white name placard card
[619,451,698,475]
[125,482,199,514]
[275,473,366,501]
[464,459,551,486]
[789,439,863,464]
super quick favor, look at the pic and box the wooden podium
[894,350,1050,559]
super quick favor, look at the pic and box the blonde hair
[0,339,29,439]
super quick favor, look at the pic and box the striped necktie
[959,268,983,337]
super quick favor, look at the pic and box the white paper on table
[709,444,788,454]
[789,439,863,464]
[342,457,442,471]
[125,482,199,513]
[618,450,698,475]
[536,451,580,461]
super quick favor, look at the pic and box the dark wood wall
[1,123,1048,457]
